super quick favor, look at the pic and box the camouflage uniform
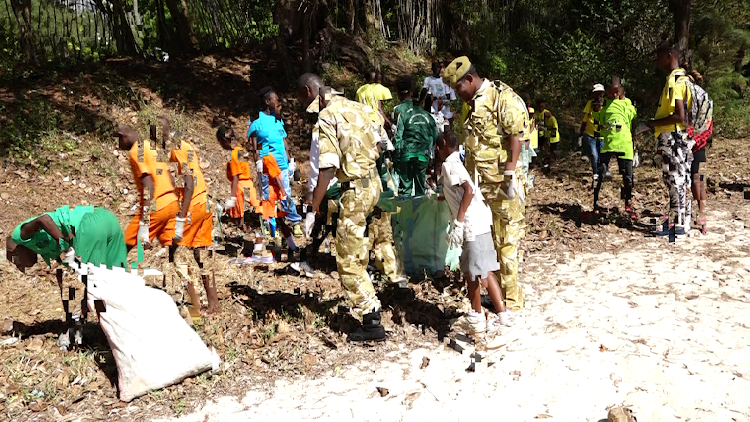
[308,96,405,286]
[360,95,406,285]
[317,95,384,318]
[459,77,530,312]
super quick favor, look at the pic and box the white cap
[592,83,605,93]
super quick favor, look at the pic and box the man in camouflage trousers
[444,57,529,313]
[354,75,408,288]
[297,75,406,289]
[297,73,387,342]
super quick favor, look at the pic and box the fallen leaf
[56,373,68,389]
[419,356,430,369]
[28,402,48,412]
[302,353,317,369]
[55,404,67,416]
[600,344,609,352]
[403,391,421,409]
[26,337,44,352]
[376,386,389,397]
[535,414,553,419]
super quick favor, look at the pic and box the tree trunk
[669,0,691,66]
[110,0,139,55]
[345,0,356,33]
[155,0,170,51]
[164,0,199,53]
[302,2,311,74]
[273,0,297,85]
[11,0,36,64]
[363,0,383,36]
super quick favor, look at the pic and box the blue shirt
[248,112,288,170]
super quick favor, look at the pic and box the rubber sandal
[700,217,707,234]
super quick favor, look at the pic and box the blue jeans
[583,135,603,175]
[281,170,301,224]
[261,171,302,224]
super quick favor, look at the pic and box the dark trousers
[594,153,633,208]
[397,157,429,197]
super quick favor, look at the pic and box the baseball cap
[592,84,605,93]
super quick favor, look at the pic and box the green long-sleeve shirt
[393,99,438,162]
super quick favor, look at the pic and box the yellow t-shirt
[654,68,692,138]
[355,83,393,123]
[546,115,560,143]
[582,101,596,137]
[534,109,549,138]
[528,106,539,149]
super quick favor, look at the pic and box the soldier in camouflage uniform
[355,77,408,288]
[443,57,529,313]
[297,76,406,289]
[297,73,387,342]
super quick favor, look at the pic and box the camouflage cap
[443,56,472,89]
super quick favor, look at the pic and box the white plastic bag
[82,264,220,402]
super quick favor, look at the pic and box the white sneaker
[487,312,512,334]
[290,261,315,277]
[451,310,486,336]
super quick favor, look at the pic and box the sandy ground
[153,207,750,422]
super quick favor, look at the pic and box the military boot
[348,309,386,342]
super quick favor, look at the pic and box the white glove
[173,217,186,242]
[138,221,150,246]
[63,248,77,267]
[256,159,263,173]
[633,151,640,168]
[304,212,316,237]
[289,158,296,173]
[504,170,519,200]
[578,136,583,147]
[225,196,237,208]
[447,220,464,248]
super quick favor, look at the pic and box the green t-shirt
[601,99,637,160]
[11,205,95,266]
[394,99,438,162]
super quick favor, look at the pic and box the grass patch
[713,98,750,139]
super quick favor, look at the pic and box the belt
[340,168,378,192]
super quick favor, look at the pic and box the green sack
[387,195,461,275]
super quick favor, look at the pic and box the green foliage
[713,99,750,139]
[320,62,365,100]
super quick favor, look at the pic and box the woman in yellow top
[579,84,606,180]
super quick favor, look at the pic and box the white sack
[82,264,220,402]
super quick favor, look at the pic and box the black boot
[348,310,386,342]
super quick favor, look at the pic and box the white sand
[157,209,750,422]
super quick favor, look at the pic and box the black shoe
[348,310,386,342]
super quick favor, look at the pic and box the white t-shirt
[308,124,338,195]
[423,76,456,118]
[439,151,493,239]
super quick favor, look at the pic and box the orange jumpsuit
[124,139,179,246]
[170,140,213,248]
